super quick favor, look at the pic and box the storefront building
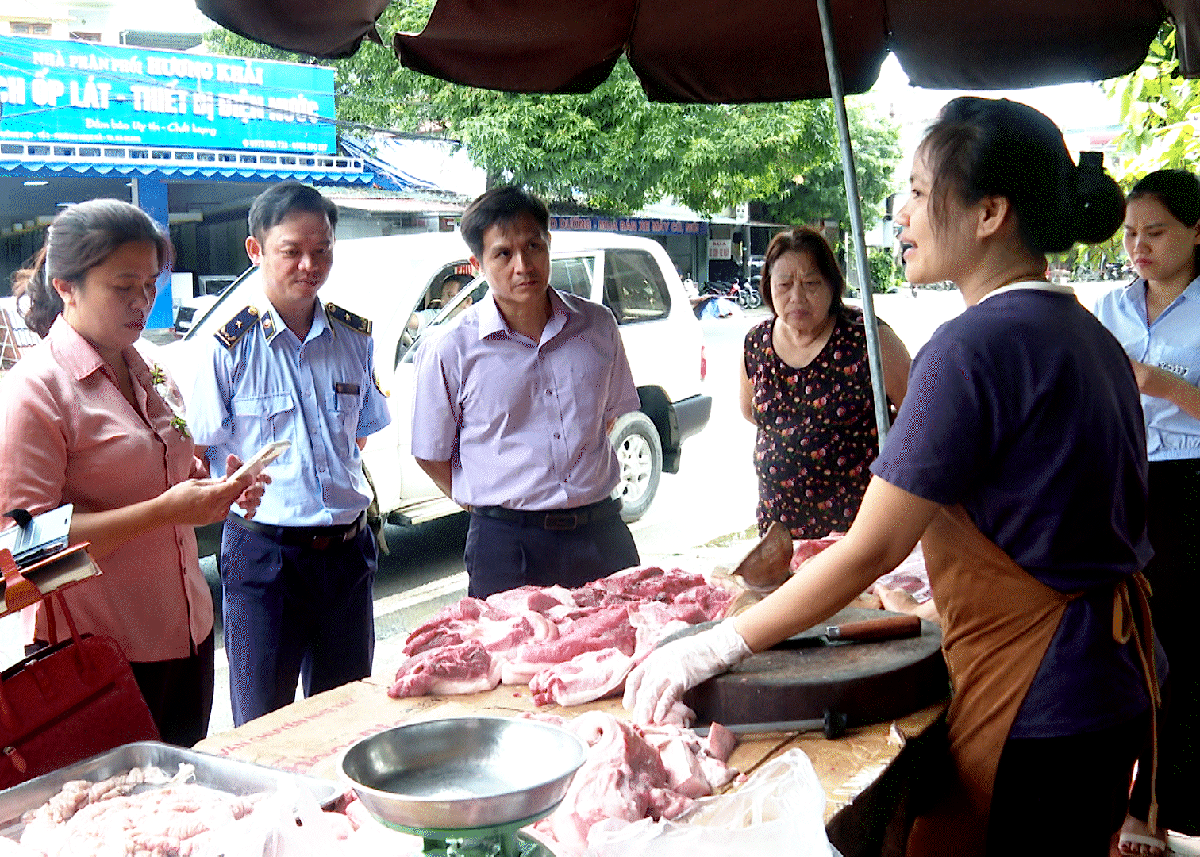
[0,33,371,327]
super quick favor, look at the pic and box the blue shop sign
[550,215,706,236]
[0,35,336,154]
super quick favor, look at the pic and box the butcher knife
[777,613,921,648]
[692,710,850,739]
[731,521,793,590]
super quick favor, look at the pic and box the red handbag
[0,547,160,789]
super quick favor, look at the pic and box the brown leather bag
[0,551,159,788]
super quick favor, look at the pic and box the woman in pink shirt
[0,199,261,746]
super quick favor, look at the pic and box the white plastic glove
[623,618,753,725]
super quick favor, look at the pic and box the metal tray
[0,741,346,840]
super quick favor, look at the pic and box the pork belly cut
[575,566,707,606]
[790,533,845,570]
[641,723,740,794]
[402,597,496,654]
[628,603,692,660]
[664,583,736,623]
[485,584,575,614]
[387,641,501,698]
[392,568,737,703]
[519,605,637,662]
[528,648,635,707]
[532,712,678,855]
[524,711,742,855]
[404,606,555,657]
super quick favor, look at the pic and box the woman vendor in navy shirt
[626,97,1160,857]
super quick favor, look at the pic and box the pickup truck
[162,229,712,525]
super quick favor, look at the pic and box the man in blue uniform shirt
[189,182,391,726]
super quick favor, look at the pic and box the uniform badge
[325,302,372,336]
[215,306,260,348]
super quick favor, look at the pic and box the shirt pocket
[565,361,607,427]
[326,385,362,449]
[231,392,295,450]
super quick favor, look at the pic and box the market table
[195,676,944,823]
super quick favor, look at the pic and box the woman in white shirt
[1095,169,1200,857]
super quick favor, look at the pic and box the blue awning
[0,160,373,185]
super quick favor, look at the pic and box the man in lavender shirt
[410,186,642,598]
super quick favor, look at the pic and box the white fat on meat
[529,648,635,707]
[19,767,258,857]
[387,641,503,698]
[393,568,737,707]
[628,602,692,660]
[577,566,734,613]
[0,838,40,856]
[532,713,676,855]
[500,607,635,688]
[405,600,559,660]
[516,606,637,662]
[640,724,741,795]
[527,711,741,856]
[485,584,575,614]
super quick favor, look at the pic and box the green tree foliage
[1104,24,1199,180]
[755,106,900,228]
[205,4,899,223]
[867,246,902,293]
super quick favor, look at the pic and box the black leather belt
[229,512,366,550]
[471,498,621,531]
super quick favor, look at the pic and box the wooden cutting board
[680,608,948,730]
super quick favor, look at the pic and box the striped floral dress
[743,307,887,539]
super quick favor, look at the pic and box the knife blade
[692,710,849,739]
[731,520,793,590]
[776,613,921,648]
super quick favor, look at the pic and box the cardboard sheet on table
[199,678,942,820]
[199,681,784,785]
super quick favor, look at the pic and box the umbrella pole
[815,0,891,447]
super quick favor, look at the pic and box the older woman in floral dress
[739,226,910,539]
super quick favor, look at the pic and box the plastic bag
[202,785,353,857]
[584,749,840,857]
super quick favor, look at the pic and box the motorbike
[1103,261,1134,281]
[698,278,762,312]
[737,278,763,309]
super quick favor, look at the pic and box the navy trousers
[220,517,376,727]
[464,511,640,598]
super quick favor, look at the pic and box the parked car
[172,294,220,337]
[157,230,711,526]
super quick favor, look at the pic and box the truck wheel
[610,411,662,523]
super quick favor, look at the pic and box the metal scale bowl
[340,717,587,857]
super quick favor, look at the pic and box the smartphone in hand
[230,440,290,481]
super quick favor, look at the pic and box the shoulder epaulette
[326,302,372,336]
[214,306,260,348]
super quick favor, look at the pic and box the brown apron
[905,505,1160,856]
